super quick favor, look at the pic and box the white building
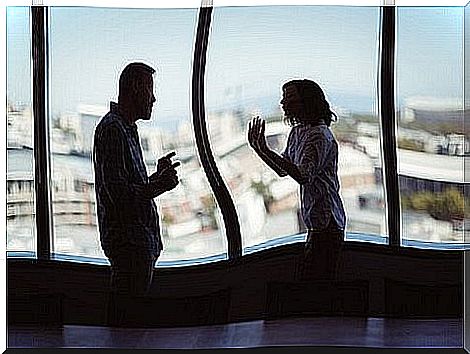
[446,134,469,156]
[398,149,466,184]
[7,104,33,148]
[397,126,443,154]
[138,123,166,164]
[207,111,242,155]
[77,104,108,154]
[400,96,463,124]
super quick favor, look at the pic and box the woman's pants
[301,222,344,281]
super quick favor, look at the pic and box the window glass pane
[396,7,467,245]
[50,7,227,263]
[206,5,386,252]
[7,7,36,254]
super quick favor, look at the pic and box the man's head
[118,62,156,121]
[281,79,337,127]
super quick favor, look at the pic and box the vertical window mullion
[192,5,242,261]
[379,6,400,248]
[32,6,53,260]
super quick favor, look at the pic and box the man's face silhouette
[135,74,156,121]
[281,85,303,120]
[132,74,156,120]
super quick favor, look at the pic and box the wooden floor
[8,316,462,349]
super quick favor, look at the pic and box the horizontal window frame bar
[8,231,466,266]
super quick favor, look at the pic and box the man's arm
[95,125,167,201]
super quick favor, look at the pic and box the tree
[429,188,465,221]
[409,191,434,212]
[400,195,412,210]
[352,114,376,123]
[397,138,425,152]
[406,188,465,222]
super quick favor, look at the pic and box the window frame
[379,6,400,249]
[32,6,53,260]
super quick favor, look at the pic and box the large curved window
[7,7,35,254]
[396,7,467,245]
[206,5,387,252]
[7,3,469,266]
[49,7,227,263]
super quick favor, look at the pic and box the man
[93,62,179,324]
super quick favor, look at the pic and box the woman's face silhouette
[281,85,303,120]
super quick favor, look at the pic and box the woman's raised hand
[248,116,267,153]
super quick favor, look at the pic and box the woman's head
[280,79,337,127]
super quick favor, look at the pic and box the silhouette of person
[93,62,180,325]
[248,79,346,281]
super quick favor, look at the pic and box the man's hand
[156,151,176,174]
[149,151,180,197]
[248,116,268,154]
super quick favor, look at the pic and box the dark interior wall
[8,242,463,327]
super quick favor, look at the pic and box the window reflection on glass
[7,7,36,253]
[49,7,227,262]
[206,5,386,251]
[396,7,468,245]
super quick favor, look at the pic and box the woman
[248,79,346,280]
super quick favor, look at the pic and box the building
[338,145,377,190]
[76,104,108,154]
[446,134,470,156]
[400,96,464,125]
[138,123,166,164]
[7,103,33,148]
[207,110,242,155]
[376,149,468,197]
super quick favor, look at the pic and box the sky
[6,5,466,128]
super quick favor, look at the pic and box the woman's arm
[258,147,306,184]
[248,117,306,185]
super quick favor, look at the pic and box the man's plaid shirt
[93,102,162,259]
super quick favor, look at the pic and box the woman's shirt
[282,124,346,231]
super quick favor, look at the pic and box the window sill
[7,232,467,266]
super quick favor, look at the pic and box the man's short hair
[118,62,156,100]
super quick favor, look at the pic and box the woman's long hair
[282,79,337,127]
